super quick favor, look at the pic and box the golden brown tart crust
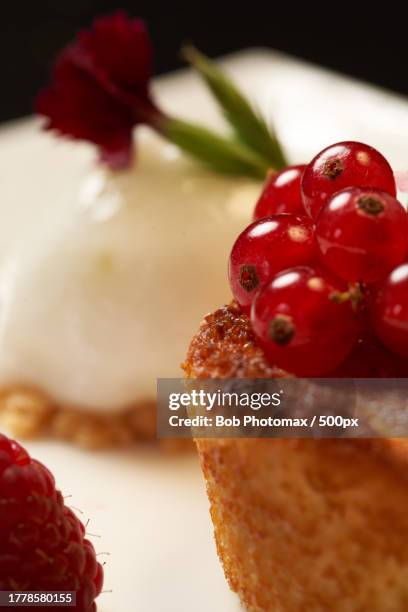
[0,386,188,451]
[185,302,408,612]
[182,301,285,379]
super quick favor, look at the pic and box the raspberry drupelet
[0,434,103,611]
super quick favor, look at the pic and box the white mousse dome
[0,131,260,411]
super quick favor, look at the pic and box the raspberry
[250,266,359,376]
[315,187,408,283]
[301,141,396,219]
[0,434,103,611]
[253,165,305,219]
[228,215,316,312]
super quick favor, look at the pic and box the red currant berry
[254,165,306,219]
[302,141,396,219]
[316,187,408,283]
[251,266,359,376]
[229,215,316,312]
[329,335,408,377]
[371,263,408,358]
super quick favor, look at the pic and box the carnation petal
[36,54,134,161]
[35,12,155,169]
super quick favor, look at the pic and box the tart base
[197,437,408,612]
[185,302,408,611]
[182,301,286,379]
[0,386,190,451]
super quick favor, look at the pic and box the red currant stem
[329,291,350,304]
[330,283,364,310]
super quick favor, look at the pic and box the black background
[1,2,407,122]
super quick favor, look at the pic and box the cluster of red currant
[229,141,408,377]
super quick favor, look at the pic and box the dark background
[1,2,406,123]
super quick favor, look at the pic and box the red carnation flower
[35,16,282,179]
[36,11,161,169]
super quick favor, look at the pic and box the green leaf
[182,46,288,170]
[160,117,268,179]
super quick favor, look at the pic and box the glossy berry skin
[254,165,306,219]
[316,187,408,283]
[302,141,396,219]
[229,215,316,312]
[329,334,408,377]
[0,433,103,611]
[371,263,408,358]
[251,266,359,376]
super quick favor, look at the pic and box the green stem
[182,46,288,170]
[154,116,269,179]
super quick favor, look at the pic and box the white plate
[1,49,408,611]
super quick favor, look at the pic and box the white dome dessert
[0,129,260,444]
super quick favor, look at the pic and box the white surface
[2,49,408,610]
[23,441,238,612]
